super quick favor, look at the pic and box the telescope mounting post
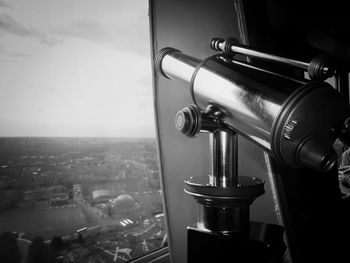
[175,104,264,235]
[175,105,285,262]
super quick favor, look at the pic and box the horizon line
[0,136,156,139]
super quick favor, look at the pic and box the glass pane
[0,1,166,262]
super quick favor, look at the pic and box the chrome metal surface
[157,48,346,171]
[193,58,303,151]
[209,130,238,187]
[184,175,264,234]
[160,50,200,87]
[184,175,265,199]
[160,48,306,151]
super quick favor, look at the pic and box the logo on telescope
[283,119,298,140]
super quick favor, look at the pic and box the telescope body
[156,48,347,171]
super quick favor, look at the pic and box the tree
[47,236,64,263]
[50,236,64,251]
[77,233,84,244]
[0,231,21,263]
[26,236,45,263]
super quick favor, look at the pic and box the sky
[0,0,155,137]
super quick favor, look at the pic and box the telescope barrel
[156,47,200,87]
[155,48,347,172]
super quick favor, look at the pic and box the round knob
[175,105,202,137]
[308,55,335,80]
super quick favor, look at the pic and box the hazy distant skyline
[0,0,155,137]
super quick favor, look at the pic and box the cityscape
[0,137,166,263]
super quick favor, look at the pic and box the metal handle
[210,37,335,80]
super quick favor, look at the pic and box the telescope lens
[176,112,185,129]
[297,137,337,172]
[320,153,336,171]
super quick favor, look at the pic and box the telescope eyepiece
[297,137,337,172]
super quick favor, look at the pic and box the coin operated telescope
[155,38,348,262]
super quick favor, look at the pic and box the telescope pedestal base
[187,222,286,263]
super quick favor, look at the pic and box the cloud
[52,17,150,56]
[53,20,110,43]
[0,13,62,46]
[0,46,29,58]
[6,51,29,57]
[0,59,17,63]
[0,103,41,112]
[0,1,12,9]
